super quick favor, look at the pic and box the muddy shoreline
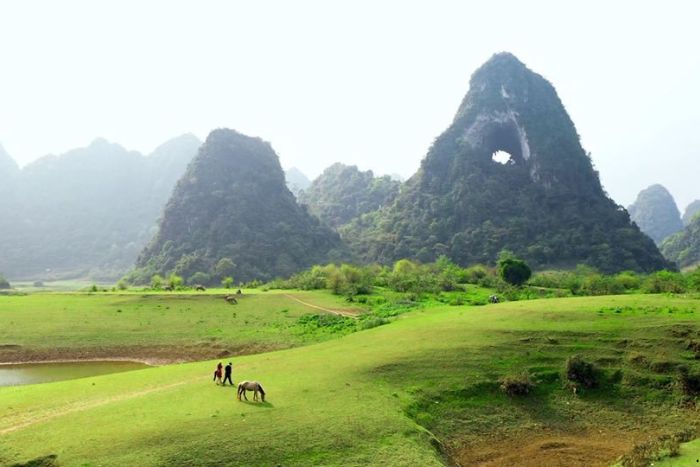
[0,342,289,366]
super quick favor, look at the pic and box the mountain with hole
[343,52,670,273]
[132,129,348,284]
[627,184,684,244]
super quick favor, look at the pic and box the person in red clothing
[213,362,223,385]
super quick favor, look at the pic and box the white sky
[0,1,698,209]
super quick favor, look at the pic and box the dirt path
[0,377,198,436]
[283,294,359,318]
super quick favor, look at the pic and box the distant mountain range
[0,135,200,280]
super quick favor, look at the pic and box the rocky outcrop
[628,184,683,244]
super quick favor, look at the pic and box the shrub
[565,356,598,388]
[498,257,532,287]
[168,274,184,289]
[116,279,128,291]
[461,264,489,284]
[0,274,10,289]
[221,277,234,289]
[499,371,536,396]
[150,274,164,289]
[643,270,687,294]
[188,271,211,286]
[677,366,700,395]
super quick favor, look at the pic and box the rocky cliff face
[344,52,671,273]
[285,167,311,198]
[628,184,683,244]
[134,129,347,283]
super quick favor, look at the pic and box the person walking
[223,361,234,386]
[213,362,223,385]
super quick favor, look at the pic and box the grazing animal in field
[236,289,242,295]
[237,380,266,402]
[163,285,174,292]
[489,295,500,304]
[225,295,238,304]
[195,285,206,291]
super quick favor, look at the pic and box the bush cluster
[565,356,598,389]
[499,371,536,396]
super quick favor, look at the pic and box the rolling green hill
[2,292,700,466]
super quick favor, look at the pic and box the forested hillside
[299,163,400,228]
[342,53,671,273]
[628,184,683,244]
[133,129,348,284]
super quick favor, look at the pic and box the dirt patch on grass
[0,342,288,365]
[450,430,635,466]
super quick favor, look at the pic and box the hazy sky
[0,1,698,209]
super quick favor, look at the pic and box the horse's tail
[258,383,266,401]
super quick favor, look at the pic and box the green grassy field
[3,292,700,465]
[0,290,366,364]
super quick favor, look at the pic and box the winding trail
[283,294,359,318]
[0,377,197,436]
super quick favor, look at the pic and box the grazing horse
[195,285,206,291]
[489,295,500,304]
[237,380,266,402]
[225,295,238,304]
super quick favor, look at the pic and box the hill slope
[299,163,400,228]
[285,167,311,197]
[134,129,347,283]
[683,200,700,226]
[344,53,670,273]
[2,294,700,466]
[662,214,700,268]
[628,184,683,244]
[0,135,200,280]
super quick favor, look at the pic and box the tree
[221,276,234,289]
[150,274,164,289]
[498,257,532,287]
[215,258,236,279]
[168,274,184,289]
[0,274,10,289]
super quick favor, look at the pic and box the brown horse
[237,380,266,402]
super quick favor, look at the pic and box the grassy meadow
[2,291,700,465]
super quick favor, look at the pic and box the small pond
[0,361,150,387]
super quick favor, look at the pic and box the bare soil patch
[449,429,638,466]
[0,342,288,365]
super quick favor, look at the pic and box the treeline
[264,256,700,298]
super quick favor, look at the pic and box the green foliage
[150,274,164,289]
[298,163,400,229]
[0,274,10,290]
[498,257,531,287]
[662,213,700,269]
[133,129,348,284]
[341,54,671,274]
[116,279,128,291]
[627,184,684,244]
[565,355,598,389]
[221,276,234,289]
[643,270,687,294]
[187,272,211,286]
[499,371,536,396]
[168,274,184,289]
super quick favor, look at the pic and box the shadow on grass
[238,400,275,408]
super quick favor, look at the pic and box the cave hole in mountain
[482,120,524,165]
[492,150,513,165]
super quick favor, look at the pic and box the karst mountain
[628,184,684,244]
[343,52,670,273]
[133,129,348,284]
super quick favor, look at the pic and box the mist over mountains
[1,52,694,283]
[0,135,200,280]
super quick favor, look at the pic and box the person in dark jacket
[223,361,234,386]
